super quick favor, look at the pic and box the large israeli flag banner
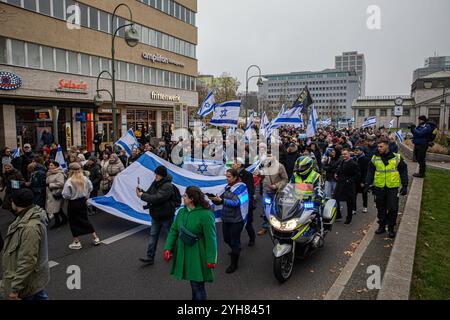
[115,129,139,157]
[210,100,241,128]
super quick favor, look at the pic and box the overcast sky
[197,0,450,96]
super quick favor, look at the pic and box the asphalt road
[0,188,378,300]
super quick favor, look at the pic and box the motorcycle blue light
[264,197,272,205]
[303,201,315,209]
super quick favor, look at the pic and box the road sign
[394,106,404,117]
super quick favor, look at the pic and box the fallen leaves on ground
[344,251,353,257]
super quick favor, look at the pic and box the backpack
[427,122,438,142]
[171,184,182,208]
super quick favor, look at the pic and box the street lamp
[245,65,264,127]
[94,3,139,143]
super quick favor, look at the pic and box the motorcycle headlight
[269,216,282,229]
[283,219,302,232]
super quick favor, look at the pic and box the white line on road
[101,225,149,245]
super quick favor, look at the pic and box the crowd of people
[2,113,433,300]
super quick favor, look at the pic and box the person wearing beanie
[0,189,50,300]
[137,165,180,265]
[83,156,102,198]
[411,116,433,178]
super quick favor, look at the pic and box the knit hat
[11,189,34,208]
[154,166,168,177]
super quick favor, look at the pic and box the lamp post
[441,87,447,132]
[245,65,264,127]
[94,3,139,144]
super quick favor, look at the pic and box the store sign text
[56,79,88,94]
[151,91,181,102]
[142,53,185,68]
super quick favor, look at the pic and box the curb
[377,177,424,300]
[323,218,379,300]
[428,163,450,172]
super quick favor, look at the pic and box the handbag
[179,213,200,246]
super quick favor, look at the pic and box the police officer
[366,140,408,238]
[411,116,433,178]
[291,156,324,205]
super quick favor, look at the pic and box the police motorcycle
[264,181,337,283]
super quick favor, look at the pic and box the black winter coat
[323,156,341,182]
[356,154,370,193]
[285,150,300,180]
[334,159,359,202]
[141,175,176,222]
[84,163,102,190]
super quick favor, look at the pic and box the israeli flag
[198,91,217,117]
[115,128,139,157]
[389,119,395,129]
[278,105,285,118]
[55,145,68,173]
[306,105,319,138]
[183,157,226,177]
[89,152,258,226]
[396,129,404,143]
[270,105,304,129]
[322,118,332,127]
[12,147,21,159]
[210,100,241,128]
[259,112,269,137]
[362,116,377,128]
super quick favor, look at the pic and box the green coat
[164,206,217,283]
[1,206,50,298]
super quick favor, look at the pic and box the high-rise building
[413,56,450,82]
[259,69,359,120]
[0,0,198,150]
[335,51,366,97]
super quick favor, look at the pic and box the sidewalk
[427,162,450,171]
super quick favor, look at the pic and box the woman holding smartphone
[209,169,249,274]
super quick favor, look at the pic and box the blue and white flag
[210,100,241,128]
[89,152,258,226]
[183,157,226,176]
[198,91,217,117]
[362,116,377,128]
[213,182,249,223]
[270,105,304,129]
[278,105,285,118]
[12,147,21,159]
[259,112,270,137]
[389,119,395,129]
[322,118,332,127]
[306,105,319,138]
[115,128,139,157]
[55,145,68,173]
[396,129,404,143]
[245,112,254,131]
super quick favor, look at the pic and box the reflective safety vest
[294,171,320,199]
[371,153,401,188]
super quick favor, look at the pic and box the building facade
[413,56,450,83]
[259,69,359,120]
[0,0,198,151]
[335,51,366,97]
[411,71,450,132]
[352,96,415,129]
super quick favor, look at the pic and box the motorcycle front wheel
[273,251,295,283]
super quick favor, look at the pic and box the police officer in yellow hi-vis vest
[366,140,408,239]
[291,156,324,205]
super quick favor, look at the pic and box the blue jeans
[146,219,173,259]
[190,281,207,300]
[22,290,49,301]
[324,180,337,199]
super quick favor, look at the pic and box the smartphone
[205,193,216,198]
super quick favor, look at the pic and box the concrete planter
[400,142,450,163]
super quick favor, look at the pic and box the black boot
[388,227,397,239]
[344,214,353,225]
[226,253,239,274]
[375,225,386,235]
[50,214,61,230]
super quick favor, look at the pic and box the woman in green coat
[164,186,217,300]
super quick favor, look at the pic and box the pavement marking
[324,218,379,300]
[101,225,149,245]
[49,261,59,268]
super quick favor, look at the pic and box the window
[170,72,175,87]
[156,32,162,48]
[169,37,174,52]
[0,37,6,64]
[143,67,150,84]
[99,11,109,33]
[90,8,99,30]
[181,74,186,89]
[142,27,149,45]
[156,0,162,10]
[42,46,54,70]
[163,0,169,13]
[369,109,376,117]
[162,34,169,50]
[27,43,41,68]
[53,0,65,19]
[23,0,37,11]
[380,110,387,117]
[128,64,136,82]
[156,69,163,86]
[150,0,156,7]
[101,58,111,74]
[150,68,156,85]
[12,40,26,66]
[163,71,169,86]
[180,41,185,56]
[68,51,78,73]
[91,56,100,77]
[39,0,51,15]
[149,30,156,46]
[119,61,127,81]
[428,108,441,126]
[181,6,186,22]
[136,65,143,83]
[191,12,196,26]
[80,53,90,75]
[169,0,175,15]
[175,38,180,54]
[176,4,181,19]
[55,49,67,72]
[404,109,410,117]
[79,3,89,27]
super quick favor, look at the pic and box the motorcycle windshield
[275,183,306,221]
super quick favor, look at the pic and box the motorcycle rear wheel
[273,252,295,283]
